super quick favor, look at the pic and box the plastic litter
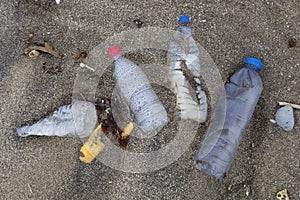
[80,123,105,163]
[80,122,133,163]
[108,45,169,134]
[195,58,263,179]
[168,15,207,123]
[275,105,294,131]
[17,101,97,138]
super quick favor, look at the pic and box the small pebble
[288,38,297,48]
[275,105,294,131]
[133,19,144,28]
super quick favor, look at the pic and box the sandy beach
[0,0,299,199]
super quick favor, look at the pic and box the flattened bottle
[195,58,263,179]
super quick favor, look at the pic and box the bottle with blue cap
[168,15,208,123]
[179,15,190,23]
[195,58,263,179]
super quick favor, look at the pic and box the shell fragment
[275,105,295,131]
[276,189,289,200]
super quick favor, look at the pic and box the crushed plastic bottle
[195,58,263,179]
[17,101,97,138]
[168,15,208,123]
[108,45,169,134]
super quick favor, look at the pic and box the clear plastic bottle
[17,101,97,138]
[168,15,207,123]
[108,46,169,134]
[195,58,263,179]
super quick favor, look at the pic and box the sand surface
[0,0,299,199]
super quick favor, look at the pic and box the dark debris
[133,19,144,28]
[42,62,62,74]
[288,38,298,48]
[72,51,88,60]
[95,97,129,149]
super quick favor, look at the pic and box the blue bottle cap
[179,15,190,23]
[244,58,263,71]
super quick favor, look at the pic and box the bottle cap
[179,15,190,23]
[108,46,121,58]
[244,58,263,71]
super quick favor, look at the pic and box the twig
[278,101,300,110]
[79,92,87,101]
[28,183,33,194]
[79,63,95,72]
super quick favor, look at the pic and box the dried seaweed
[96,98,133,149]
[25,42,59,57]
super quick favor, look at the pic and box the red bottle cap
[108,46,121,58]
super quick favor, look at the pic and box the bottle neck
[113,55,121,61]
[244,64,261,73]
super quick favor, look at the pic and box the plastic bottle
[168,15,208,123]
[108,46,169,134]
[195,58,263,179]
[17,101,97,138]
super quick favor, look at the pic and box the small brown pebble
[55,66,62,72]
[28,32,34,40]
[227,184,233,191]
[42,62,47,69]
[133,19,144,28]
[73,51,88,60]
[288,38,298,48]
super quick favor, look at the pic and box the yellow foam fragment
[121,122,134,138]
[79,124,105,164]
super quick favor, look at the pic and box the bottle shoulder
[229,67,263,86]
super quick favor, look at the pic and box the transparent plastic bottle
[17,101,97,138]
[108,46,169,134]
[195,58,263,179]
[168,15,207,123]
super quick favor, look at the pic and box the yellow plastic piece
[80,124,105,164]
[121,122,134,139]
